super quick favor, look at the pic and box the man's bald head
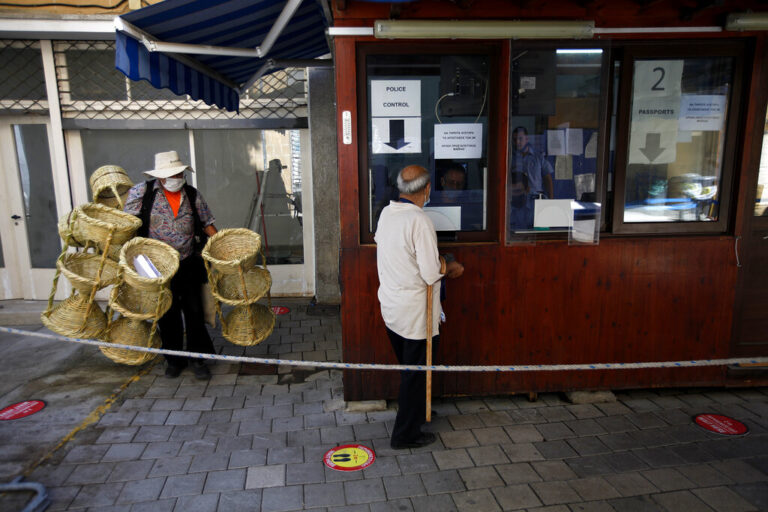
[397,165,430,194]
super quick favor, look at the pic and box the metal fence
[0,39,309,120]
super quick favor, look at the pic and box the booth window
[507,46,608,241]
[756,107,768,217]
[611,43,742,235]
[359,45,498,242]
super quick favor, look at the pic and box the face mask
[163,177,185,192]
[423,191,431,208]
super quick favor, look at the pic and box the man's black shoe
[390,432,436,449]
[191,360,211,381]
[165,364,184,379]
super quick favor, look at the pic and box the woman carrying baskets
[124,151,218,380]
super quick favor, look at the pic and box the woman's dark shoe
[390,432,436,449]
[191,360,211,380]
[165,364,184,379]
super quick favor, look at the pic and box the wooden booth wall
[333,0,767,401]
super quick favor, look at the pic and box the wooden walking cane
[425,282,433,422]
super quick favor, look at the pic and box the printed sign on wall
[628,60,684,165]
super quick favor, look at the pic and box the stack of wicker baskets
[202,228,275,346]
[101,237,179,365]
[42,202,142,341]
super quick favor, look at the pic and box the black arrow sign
[640,132,665,163]
[384,119,409,150]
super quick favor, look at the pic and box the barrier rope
[1,326,766,372]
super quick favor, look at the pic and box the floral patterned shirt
[124,180,215,259]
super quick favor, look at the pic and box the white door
[0,118,71,300]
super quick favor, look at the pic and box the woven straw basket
[202,228,262,275]
[100,317,160,365]
[212,267,272,306]
[58,211,84,247]
[109,282,172,321]
[222,303,275,346]
[119,237,180,292]
[72,203,142,249]
[90,165,133,210]
[41,294,107,339]
[57,252,120,295]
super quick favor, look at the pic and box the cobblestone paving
[5,303,768,511]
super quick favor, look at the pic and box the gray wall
[308,67,341,304]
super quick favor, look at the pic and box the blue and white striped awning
[115,0,331,112]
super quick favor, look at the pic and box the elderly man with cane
[375,165,464,449]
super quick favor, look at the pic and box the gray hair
[397,168,430,194]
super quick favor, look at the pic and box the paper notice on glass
[547,130,566,155]
[423,206,461,231]
[555,155,573,180]
[434,123,483,159]
[133,254,161,279]
[678,94,726,131]
[584,132,598,158]
[567,128,583,155]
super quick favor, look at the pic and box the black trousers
[386,327,440,444]
[158,255,215,367]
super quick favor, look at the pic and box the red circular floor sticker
[324,444,375,472]
[0,400,45,420]
[694,414,748,436]
[272,306,290,315]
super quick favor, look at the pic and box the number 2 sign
[628,60,684,164]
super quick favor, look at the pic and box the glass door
[0,118,70,299]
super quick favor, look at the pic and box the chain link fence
[0,39,308,120]
[0,40,48,114]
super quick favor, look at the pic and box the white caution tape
[1,326,766,372]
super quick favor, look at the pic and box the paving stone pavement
[1,300,767,511]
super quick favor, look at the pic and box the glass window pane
[624,57,732,223]
[13,125,60,268]
[194,129,305,265]
[507,48,604,238]
[81,130,190,191]
[366,53,490,234]
[756,109,768,216]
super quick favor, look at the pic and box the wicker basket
[100,317,160,365]
[119,237,180,292]
[58,210,84,247]
[109,282,172,321]
[90,165,133,210]
[57,252,120,295]
[72,203,142,249]
[202,228,262,275]
[41,294,107,339]
[211,267,272,306]
[221,303,275,346]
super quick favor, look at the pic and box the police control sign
[370,80,421,154]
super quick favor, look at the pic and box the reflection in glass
[624,57,732,223]
[755,111,768,217]
[81,129,190,192]
[507,48,604,240]
[194,129,305,265]
[13,125,59,268]
[366,53,490,234]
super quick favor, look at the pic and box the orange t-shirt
[163,189,182,218]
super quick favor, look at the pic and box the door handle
[11,214,21,220]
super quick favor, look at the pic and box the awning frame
[114,0,313,92]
